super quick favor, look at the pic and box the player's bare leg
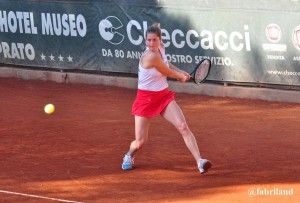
[161,101,201,162]
[122,116,151,170]
[161,101,211,173]
[128,116,151,156]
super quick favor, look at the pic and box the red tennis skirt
[132,88,175,118]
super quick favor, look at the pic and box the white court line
[0,190,84,203]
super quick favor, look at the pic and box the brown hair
[146,23,161,38]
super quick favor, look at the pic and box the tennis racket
[189,59,211,84]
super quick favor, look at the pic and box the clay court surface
[0,77,299,203]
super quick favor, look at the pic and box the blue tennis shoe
[122,153,134,170]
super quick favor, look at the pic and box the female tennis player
[122,23,212,174]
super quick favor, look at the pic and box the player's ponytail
[146,23,162,38]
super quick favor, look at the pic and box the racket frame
[190,59,211,84]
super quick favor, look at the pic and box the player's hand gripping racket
[189,59,211,84]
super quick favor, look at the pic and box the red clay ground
[0,77,299,203]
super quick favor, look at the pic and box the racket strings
[194,62,209,83]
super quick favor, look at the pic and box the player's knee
[135,138,147,149]
[177,122,190,135]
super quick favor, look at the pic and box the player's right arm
[141,51,187,82]
[169,62,191,80]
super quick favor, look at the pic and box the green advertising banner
[0,0,300,86]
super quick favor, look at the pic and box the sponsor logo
[99,16,124,45]
[262,23,287,53]
[266,23,281,43]
[292,25,300,51]
[98,16,251,52]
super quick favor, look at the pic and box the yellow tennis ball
[44,104,55,114]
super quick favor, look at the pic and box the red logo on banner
[292,26,300,51]
[266,24,281,43]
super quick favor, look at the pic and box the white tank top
[138,47,169,91]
